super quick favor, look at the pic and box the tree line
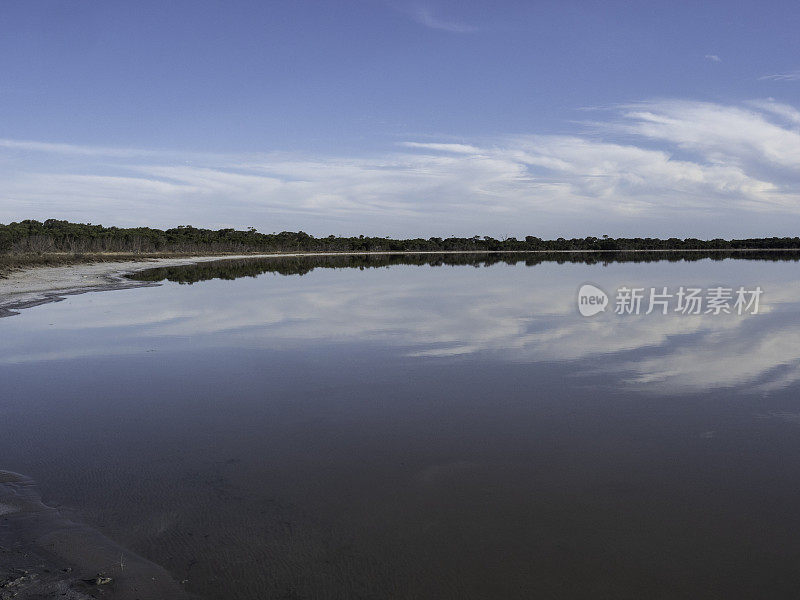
[2,219,800,254]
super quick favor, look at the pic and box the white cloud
[1,99,799,236]
[748,99,800,125]
[705,54,721,63]
[607,100,800,170]
[410,7,477,33]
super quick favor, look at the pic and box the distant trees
[1,219,799,255]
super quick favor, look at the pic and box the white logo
[577,284,609,317]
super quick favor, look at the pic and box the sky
[1,0,799,238]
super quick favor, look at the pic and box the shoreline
[1,248,798,318]
[0,470,189,599]
[0,253,282,318]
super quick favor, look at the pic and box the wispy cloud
[0,138,227,162]
[0,138,158,158]
[746,99,800,126]
[601,99,800,170]
[1,99,799,237]
[759,70,800,81]
[411,7,477,33]
[401,142,482,154]
[704,54,721,63]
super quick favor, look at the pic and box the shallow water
[3,254,800,598]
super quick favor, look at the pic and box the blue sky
[1,0,799,237]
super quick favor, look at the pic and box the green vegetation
[2,219,800,255]
[2,218,800,278]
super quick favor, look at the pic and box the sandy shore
[0,254,282,317]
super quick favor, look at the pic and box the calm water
[3,254,800,599]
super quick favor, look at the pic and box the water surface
[3,254,800,599]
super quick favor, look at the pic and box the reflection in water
[46,251,800,393]
[3,254,800,598]
[129,250,800,283]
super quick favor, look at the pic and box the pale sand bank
[0,254,281,317]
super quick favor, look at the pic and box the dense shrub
[1,219,798,255]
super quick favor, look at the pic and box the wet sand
[0,471,190,600]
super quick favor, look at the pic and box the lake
[3,253,800,599]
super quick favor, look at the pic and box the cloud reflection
[1,259,798,393]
